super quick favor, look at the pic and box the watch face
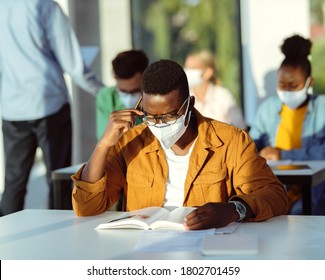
[237,203,246,215]
[231,201,246,221]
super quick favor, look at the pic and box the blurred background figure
[184,49,246,130]
[249,34,325,215]
[96,49,149,140]
[0,0,104,216]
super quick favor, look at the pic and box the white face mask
[148,97,191,149]
[184,68,203,89]
[277,77,311,110]
[117,90,141,108]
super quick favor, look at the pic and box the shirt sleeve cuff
[71,164,107,193]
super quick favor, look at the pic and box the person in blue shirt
[249,34,325,215]
[0,0,104,215]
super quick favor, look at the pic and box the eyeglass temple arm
[134,95,143,109]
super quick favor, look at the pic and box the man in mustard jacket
[72,59,287,230]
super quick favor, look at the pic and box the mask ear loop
[305,77,312,95]
[183,96,192,127]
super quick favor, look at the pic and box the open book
[95,206,195,230]
[96,206,241,233]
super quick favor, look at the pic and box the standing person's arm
[42,1,104,95]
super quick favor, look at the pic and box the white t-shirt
[163,139,197,207]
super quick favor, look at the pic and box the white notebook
[201,234,258,255]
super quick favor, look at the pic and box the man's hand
[80,108,143,183]
[100,109,143,148]
[260,146,282,160]
[184,202,238,230]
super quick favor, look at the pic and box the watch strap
[230,200,246,221]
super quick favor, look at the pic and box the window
[131,0,242,105]
[310,0,325,94]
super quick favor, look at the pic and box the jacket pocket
[126,171,154,209]
[194,166,228,184]
[190,167,229,204]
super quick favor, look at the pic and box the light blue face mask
[117,90,142,108]
[277,77,311,110]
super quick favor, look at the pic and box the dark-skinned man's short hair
[112,49,149,79]
[141,59,189,102]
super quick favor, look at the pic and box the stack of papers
[201,234,258,255]
[133,222,242,253]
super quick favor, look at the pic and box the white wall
[0,118,3,195]
[241,0,310,126]
[99,0,132,86]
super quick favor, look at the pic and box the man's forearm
[80,141,111,183]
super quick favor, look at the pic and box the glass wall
[131,0,242,105]
[310,0,325,94]
[131,0,325,107]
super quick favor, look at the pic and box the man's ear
[189,95,195,109]
[184,95,195,126]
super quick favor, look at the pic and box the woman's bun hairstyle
[280,35,312,59]
[280,34,312,77]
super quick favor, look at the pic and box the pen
[109,215,132,223]
[109,214,149,223]
[134,95,142,109]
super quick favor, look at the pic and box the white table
[1,209,325,260]
[271,160,325,215]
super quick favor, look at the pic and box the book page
[95,207,170,230]
[149,207,196,230]
[95,217,149,230]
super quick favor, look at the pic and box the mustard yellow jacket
[72,110,288,220]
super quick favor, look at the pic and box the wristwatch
[230,200,246,221]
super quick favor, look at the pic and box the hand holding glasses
[137,96,189,126]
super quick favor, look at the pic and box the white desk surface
[1,209,325,260]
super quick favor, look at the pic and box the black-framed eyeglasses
[141,97,189,126]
